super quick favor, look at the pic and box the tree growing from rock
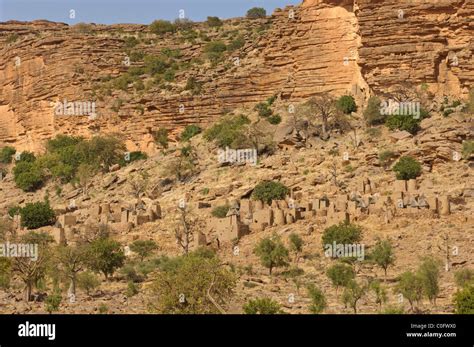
[254,234,290,275]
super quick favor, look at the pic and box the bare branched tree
[306,93,336,140]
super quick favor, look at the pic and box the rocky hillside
[0,0,472,315]
[0,0,472,152]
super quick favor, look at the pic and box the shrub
[254,234,290,275]
[363,96,384,125]
[321,222,362,252]
[378,150,396,169]
[382,305,405,314]
[307,284,327,313]
[365,127,382,139]
[336,95,357,114]
[6,33,19,44]
[326,263,355,292]
[149,20,175,35]
[392,156,422,180]
[20,201,56,229]
[385,114,420,134]
[126,281,139,297]
[289,233,303,263]
[174,18,194,31]
[251,181,289,204]
[204,41,227,64]
[45,289,62,313]
[77,271,100,295]
[13,162,45,191]
[144,55,170,75]
[0,146,16,164]
[184,77,202,95]
[206,16,223,27]
[369,279,387,310]
[268,114,281,125]
[71,23,93,34]
[123,36,139,48]
[228,36,245,51]
[153,128,169,149]
[180,125,202,142]
[211,205,230,218]
[163,69,175,82]
[254,102,272,117]
[247,7,267,19]
[243,298,283,314]
[203,114,250,148]
[454,285,474,314]
[454,268,474,288]
[0,258,12,290]
[8,206,21,217]
[76,135,126,172]
[17,151,36,163]
[150,251,236,313]
[462,140,474,159]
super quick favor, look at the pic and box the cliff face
[0,0,472,153]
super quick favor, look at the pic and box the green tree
[246,7,266,19]
[12,232,54,301]
[393,156,422,180]
[342,280,366,313]
[251,181,289,204]
[211,205,230,219]
[130,240,158,262]
[13,161,44,192]
[321,222,362,252]
[395,271,424,310]
[56,244,87,297]
[369,239,395,278]
[454,285,474,314]
[289,233,303,264]
[206,16,223,27]
[363,96,384,125]
[20,201,56,229]
[326,263,355,293]
[243,297,283,314]
[77,271,100,295]
[149,20,175,34]
[417,256,441,305]
[150,251,236,314]
[86,238,125,280]
[369,279,387,310]
[307,284,327,313]
[0,146,16,164]
[336,95,357,114]
[385,114,420,134]
[254,234,290,275]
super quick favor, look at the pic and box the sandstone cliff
[0,0,472,152]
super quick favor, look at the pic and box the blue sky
[0,0,301,24]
